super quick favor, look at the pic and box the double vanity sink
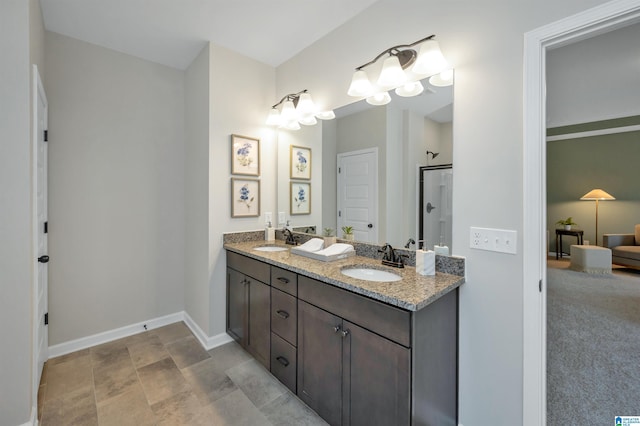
[225,239,464,425]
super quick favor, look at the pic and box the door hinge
[44,312,48,325]
[44,221,48,234]
[338,210,342,217]
[539,279,542,292]
[44,130,48,142]
[338,167,341,173]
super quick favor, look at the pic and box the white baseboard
[20,405,36,426]
[183,311,233,350]
[48,312,183,358]
[48,311,233,359]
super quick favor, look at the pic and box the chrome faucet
[282,228,298,245]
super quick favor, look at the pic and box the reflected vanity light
[266,89,335,130]
[347,35,452,103]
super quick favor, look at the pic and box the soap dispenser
[415,240,436,276]
[434,234,449,256]
[265,221,275,242]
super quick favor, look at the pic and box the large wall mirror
[276,75,453,251]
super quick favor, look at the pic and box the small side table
[555,228,584,259]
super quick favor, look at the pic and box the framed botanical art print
[290,145,311,180]
[231,178,260,218]
[231,134,260,176]
[291,181,311,215]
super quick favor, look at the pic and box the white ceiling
[40,0,380,70]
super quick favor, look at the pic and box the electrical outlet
[469,227,517,254]
[278,212,286,226]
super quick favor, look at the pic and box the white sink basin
[253,246,288,252]
[341,267,402,282]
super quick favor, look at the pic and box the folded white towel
[295,238,325,252]
[315,243,355,256]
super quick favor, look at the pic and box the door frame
[522,1,640,423]
[336,148,379,243]
[32,64,48,408]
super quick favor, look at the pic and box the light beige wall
[45,32,185,344]
[321,119,338,232]
[275,0,610,423]
[277,126,323,231]
[0,1,36,424]
[184,45,211,334]
[208,43,276,334]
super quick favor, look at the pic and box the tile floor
[38,322,328,425]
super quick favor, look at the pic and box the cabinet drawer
[271,288,297,345]
[227,251,270,284]
[271,266,297,296]
[271,332,297,393]
[298,275,411,347]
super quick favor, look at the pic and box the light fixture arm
[354,35,436,71]
[271,89,309,109]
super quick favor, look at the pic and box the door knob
[426,202,436,213]
[38,255,50,263]
[367,223,373,228]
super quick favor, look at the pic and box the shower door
[419,165,453,251]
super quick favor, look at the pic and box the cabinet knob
[333,325,341,333]
[340,329,350,338]
[276,356,290,367]
[276,310,290,319]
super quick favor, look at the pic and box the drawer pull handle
[276,356,290,367]
[276,310,289,319]
[277,277,290,284]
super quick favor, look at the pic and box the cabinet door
[297,301,343,426]
[227,268,246,343]
[343,321,410,426]
[247,278,270,369]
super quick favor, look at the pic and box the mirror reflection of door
[337,148,378,243]
[419,165,453,251]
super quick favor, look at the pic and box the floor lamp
[580,188,615,246]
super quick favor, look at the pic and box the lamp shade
[266,108,281,126]
[366,91,391,106]
[347,70,374,97]
[429,69,454,87]
[395,81,424,97]
[296,92,315,116]
[298,115,318,126]
[412,39,448,76]
[280,100,296,121]
[316,110,336,120]
[377,55,407,88]
[580,189,616,200]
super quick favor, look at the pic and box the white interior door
[33,65,48,387]
[421,167,453,250]
[337,148,378,243]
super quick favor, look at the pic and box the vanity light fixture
[347,35,452,106]
[266,89,335,130]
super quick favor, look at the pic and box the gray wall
[45,32,186,345]
[275,0,611,423]
[547,129,640,250]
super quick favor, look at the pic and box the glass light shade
[347,70,374,97]
[265,108,281,126]
[280,100,296,121]
[412,39,448,76]
[395,81,425,97]
[429,69,454,87]
[298,115,318,126]
[316,110,336,120]
[296,92,315,116]
[366,91,391,106]
[280,120,301,131]
[377,55,407,88]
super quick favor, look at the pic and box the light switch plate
[470,227,517,254]
[278,212,286,227]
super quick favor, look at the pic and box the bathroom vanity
[225,240,464,426]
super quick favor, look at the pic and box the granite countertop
[224,240,465,311]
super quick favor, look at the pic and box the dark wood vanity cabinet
[297,277,411,426]
[226,250,458,426]
[226,252,271,369]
